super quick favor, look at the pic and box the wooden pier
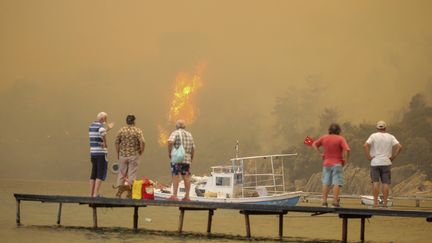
[303,193,432,208]
[14,193,432,243]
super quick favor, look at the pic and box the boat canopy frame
[219,153,299,198]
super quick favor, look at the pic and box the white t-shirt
[366,132,400,166]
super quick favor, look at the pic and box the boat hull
[360,195,393,207]
[154,191,302,206]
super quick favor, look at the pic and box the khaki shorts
[116,155,140,186]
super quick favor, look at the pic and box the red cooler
[142,178,154,200]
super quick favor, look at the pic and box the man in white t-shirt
[363,120,402,208]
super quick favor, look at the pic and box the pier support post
[207,209,214,234]
[178,208,185,233]
[240,210,288,239]
[279,213,284,240]
[360,217,365,242]
[177,207,216,234]
[133,207,139,230]
[16,199,21,226]
[342,217,348,243]
[243,212,251,238]
[57,203,62,225]
[92,206,98,228]
[340,214,371,243]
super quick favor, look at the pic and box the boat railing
[243,173,284,177]
[210,165,241,173]
[229,153,297,162]
[229,153,298,197]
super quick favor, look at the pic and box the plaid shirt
[168,128,195,164]
[115,126,145,157]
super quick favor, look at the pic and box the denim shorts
[322,165,344,186]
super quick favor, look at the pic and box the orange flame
[158,63,205,146]
[157,125,169,146]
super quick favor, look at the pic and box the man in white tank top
[363,121,402,208]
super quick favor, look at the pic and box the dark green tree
[318,107,340,134]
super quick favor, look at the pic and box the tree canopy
[274,92,432,181]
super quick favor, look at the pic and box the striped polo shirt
[89,121,107,156]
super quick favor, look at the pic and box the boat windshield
[215,176,231,186]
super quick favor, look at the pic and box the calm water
[1,179,432,243]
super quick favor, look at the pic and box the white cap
[376,120,387,129]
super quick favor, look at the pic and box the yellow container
[132,179,144,199]
[204,191,217,198]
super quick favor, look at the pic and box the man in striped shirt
[89,112,114,197]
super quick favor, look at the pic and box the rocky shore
[290,164,432,196]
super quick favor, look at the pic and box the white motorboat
[155,154,303,206]
[361,195,394,207]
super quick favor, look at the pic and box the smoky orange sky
[1,1,431,181]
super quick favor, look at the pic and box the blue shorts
[171,163,190,176]
[322,165,344,186]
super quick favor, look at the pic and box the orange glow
[157,125,169,146]
[158,63,206,146]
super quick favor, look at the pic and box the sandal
[168,195,179,201]
[332,203,341,208]
[182,197,191,202]
[332,198,341,207]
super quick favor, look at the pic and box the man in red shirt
[313,123,350,207]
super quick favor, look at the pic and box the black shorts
[370,165,391,184]
[90,155,107,180]
[171,163,190,176]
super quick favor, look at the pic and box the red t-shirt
[313,134,350,167]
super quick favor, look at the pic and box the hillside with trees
[274,92,432,194]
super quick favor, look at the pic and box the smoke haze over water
[1,1,431,181]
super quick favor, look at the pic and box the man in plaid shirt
[168,119,195,201]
